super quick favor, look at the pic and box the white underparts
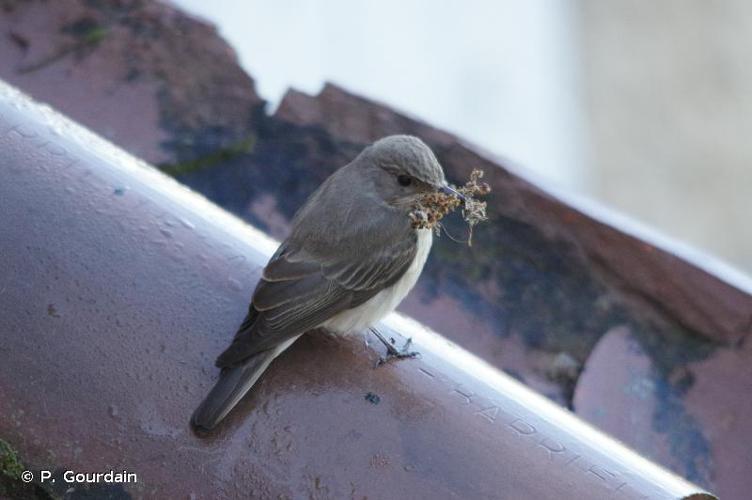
[321,229,432,334]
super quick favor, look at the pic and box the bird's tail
[191,338,297,431]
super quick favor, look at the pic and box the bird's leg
[369,327,419,366]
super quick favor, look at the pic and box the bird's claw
[376,337,420,366]
[369,327,420,367]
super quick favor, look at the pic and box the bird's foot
[369,327,420,366]
[377,339,420,366]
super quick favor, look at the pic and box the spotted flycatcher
[192,135,461,430]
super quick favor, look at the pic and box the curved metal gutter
[0,80,715,499]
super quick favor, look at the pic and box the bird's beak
[439,184,465,203]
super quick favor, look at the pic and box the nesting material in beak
[409,169,490,245]
[439,185,466,203]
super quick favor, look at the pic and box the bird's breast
[322,229,432,335]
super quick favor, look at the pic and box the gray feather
[214,163,418,368]
[194,135,445,429]
[192,348,282,431]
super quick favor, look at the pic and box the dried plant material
[409,168,491,245]
[457,169,490,245]
[408,192,461,229]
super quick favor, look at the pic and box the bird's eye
[397,175,412,187]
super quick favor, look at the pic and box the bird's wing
[215,224,417,367]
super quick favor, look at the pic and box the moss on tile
[18,18,108,74]
[0,438,54,499]
[159,134,256,177]
[0,438,24,479]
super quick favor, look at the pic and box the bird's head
[358,135,463,211]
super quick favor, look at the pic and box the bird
[191,135,463,431]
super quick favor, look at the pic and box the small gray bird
[192,135,462,430]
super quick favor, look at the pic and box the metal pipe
[0,80,715,499]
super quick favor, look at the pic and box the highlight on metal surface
[0,79,717,499]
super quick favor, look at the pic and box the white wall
[579,0,752,274]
